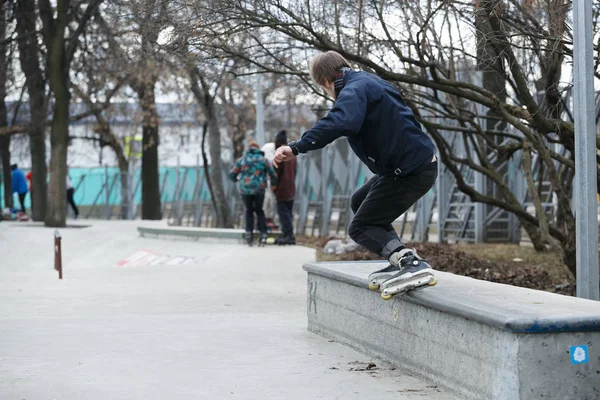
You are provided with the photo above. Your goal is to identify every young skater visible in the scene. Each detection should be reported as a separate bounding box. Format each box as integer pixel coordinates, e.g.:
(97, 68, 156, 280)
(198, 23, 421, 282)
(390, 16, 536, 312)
(273, 51, 438, 298)
(230, 141, 278, 246)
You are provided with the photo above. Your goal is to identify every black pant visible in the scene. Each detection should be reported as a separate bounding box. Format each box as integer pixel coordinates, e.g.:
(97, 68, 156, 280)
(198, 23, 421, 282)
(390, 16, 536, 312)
(67, 188, 79, 216)
(18, 192, 26, 213)
(348, 162, 437, 259)
(277, 200, 294, 237)
(242, 193, 266, 234)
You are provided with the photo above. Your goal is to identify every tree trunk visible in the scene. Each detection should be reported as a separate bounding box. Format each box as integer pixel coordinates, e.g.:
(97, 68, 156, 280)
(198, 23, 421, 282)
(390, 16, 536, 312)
(201, 122, 218, 224)
(0, 0, 11, 210)
(189, 68, 233, 228)
(119, 159, 130, 219)
(45, 70, 69, 227)
(16, 0, 48, 221)
(0, 136, 10, 209)
(39, 0, 102, 226)
(44, 26, 69, 227)
(208, 106, 233, 228)
(109, 132, 129, 220)
(137, 85, 162, 220)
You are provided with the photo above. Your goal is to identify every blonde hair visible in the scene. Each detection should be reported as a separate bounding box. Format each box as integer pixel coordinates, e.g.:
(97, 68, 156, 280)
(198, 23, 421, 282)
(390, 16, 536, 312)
(309, 51, 351, 86)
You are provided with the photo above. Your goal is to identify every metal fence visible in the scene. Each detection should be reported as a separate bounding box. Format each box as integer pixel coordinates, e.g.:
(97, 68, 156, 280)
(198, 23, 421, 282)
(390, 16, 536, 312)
(39, 140, 498, 242)
(3, 137, 598, 244)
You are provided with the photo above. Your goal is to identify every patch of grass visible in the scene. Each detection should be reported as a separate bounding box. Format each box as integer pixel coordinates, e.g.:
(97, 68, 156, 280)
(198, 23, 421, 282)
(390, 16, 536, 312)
(302, 236, 577, 295)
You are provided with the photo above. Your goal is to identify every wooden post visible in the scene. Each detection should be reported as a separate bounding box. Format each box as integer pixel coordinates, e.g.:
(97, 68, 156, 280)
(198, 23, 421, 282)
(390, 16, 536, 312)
(54, 229, 62, 279)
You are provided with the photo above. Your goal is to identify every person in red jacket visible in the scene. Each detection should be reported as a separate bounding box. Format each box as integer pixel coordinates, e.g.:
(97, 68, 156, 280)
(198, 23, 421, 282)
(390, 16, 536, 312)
(25, 171, 32, 191)
(272, 130, 297, 245)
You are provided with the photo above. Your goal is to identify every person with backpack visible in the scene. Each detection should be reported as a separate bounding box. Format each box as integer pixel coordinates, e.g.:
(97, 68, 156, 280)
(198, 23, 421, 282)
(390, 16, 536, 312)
(230, 141, 278, 246)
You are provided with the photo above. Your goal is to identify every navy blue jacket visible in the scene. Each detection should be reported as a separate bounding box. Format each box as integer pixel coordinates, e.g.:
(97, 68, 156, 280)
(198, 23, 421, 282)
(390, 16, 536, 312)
(294, 70, 435, 177)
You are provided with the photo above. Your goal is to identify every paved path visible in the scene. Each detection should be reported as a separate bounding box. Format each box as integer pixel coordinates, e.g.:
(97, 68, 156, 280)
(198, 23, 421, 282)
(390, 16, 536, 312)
(0, 220, 457, 400)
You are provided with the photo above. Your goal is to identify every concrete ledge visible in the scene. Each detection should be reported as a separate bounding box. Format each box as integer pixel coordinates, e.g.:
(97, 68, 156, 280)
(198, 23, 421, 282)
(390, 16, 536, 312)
(138, 226, 245, 242)
(304, 261, 600, 400)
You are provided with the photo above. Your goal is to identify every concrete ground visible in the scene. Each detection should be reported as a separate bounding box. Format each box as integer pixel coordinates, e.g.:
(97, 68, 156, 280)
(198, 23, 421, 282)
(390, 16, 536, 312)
(0, 220, 457, 400)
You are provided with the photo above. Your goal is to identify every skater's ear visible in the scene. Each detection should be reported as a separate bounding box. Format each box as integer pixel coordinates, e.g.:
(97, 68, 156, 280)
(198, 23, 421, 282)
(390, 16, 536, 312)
(309, 50, 350, 85)
(321, 80, 336, 99)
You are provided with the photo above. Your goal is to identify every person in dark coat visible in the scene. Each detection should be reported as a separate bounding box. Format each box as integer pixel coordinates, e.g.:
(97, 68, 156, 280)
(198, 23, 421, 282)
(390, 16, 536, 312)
(273, 51, 438, 296)
(272, 130, 297, 245)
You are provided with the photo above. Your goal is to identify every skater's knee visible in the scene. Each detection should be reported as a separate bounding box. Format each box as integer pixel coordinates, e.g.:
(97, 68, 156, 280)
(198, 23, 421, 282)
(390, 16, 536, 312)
(348, 219, 365, 242)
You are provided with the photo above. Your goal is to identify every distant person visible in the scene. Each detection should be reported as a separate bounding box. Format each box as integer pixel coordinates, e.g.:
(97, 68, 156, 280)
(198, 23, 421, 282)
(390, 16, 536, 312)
(272, 130, 297, 245)
(261, 139, 278, 228)
(66, 174, 79, 219)
(230, 141, 278, 246)
(25, 171, 32, 191)
(261, 141, 276, 161)
(11, 164, 28, 214)
(25, 170, 33, 210)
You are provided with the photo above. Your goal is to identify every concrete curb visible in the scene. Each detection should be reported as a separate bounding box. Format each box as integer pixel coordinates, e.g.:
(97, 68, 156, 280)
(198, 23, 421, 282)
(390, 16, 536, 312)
(138, 226, 246, 241)
(304, 261, 600, 400)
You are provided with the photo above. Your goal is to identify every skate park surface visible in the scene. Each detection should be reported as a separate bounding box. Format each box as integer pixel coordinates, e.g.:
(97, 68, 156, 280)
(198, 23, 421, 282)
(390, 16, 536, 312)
(0, 220, 457, 400)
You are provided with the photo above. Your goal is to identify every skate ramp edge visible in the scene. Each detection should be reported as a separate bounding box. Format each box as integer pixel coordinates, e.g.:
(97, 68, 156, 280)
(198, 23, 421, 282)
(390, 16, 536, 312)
(137, 226, 245, 242)
(137, 226, 283, 243)
(304, 261, 600, 400)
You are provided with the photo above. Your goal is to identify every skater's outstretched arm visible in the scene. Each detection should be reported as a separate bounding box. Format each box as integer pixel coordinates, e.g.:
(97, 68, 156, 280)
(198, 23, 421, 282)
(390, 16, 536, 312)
(273, 85, 367, 168)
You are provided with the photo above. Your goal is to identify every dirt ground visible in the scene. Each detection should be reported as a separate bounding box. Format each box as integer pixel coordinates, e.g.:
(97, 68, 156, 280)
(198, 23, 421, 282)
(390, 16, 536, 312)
(297, 236, 576, 296)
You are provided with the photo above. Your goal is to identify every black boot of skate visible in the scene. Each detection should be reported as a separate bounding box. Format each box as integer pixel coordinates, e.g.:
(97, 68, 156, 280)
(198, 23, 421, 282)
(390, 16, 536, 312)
(368, 263, 401, 291)
(274, 234, 284, 245)
(379, 248, 437, 300)
(245, 231, 254, 247)
(277, 233, 296, 246)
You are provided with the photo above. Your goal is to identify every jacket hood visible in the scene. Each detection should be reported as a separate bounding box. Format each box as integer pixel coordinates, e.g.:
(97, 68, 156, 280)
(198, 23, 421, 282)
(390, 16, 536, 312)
(247, 148, 265, 156)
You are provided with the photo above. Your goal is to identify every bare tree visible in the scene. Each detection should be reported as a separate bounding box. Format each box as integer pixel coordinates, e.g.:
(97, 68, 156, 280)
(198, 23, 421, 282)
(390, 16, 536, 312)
(38, 0, 103, 227)
(72, 82, 130, 218)
(0, 0, 11, 210)
(129, 3, 164, 220)
(70, 7, 134, 218)
(218, 76, 256, 160)
(165, 2, 236, 228)
(188, 63, 234, 228)
(205, 0, 599, 276)
(15, 0, 48, 220)
(99, 0, 171, 220)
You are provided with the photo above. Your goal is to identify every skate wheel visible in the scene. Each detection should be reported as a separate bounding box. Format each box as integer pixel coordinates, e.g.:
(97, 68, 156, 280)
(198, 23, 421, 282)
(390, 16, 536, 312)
(368, 282, 380, 291)
(381, 292, 393, 301)
(428, 277, 438, 286)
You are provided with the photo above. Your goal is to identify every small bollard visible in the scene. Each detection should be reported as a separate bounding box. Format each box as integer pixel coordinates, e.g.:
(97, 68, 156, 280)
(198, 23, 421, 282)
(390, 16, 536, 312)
(54, 230, 62, 279)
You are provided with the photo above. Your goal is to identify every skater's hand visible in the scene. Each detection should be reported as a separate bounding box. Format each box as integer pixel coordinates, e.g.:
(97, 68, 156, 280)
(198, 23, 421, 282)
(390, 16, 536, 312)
(271, 185, 277, 193)
(273, 146, 294, 168)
